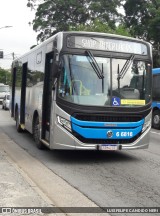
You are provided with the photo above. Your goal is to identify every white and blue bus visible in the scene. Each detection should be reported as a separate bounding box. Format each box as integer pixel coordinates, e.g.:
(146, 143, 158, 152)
(10, 31, 152, 150)
(152, 68, 160, 129)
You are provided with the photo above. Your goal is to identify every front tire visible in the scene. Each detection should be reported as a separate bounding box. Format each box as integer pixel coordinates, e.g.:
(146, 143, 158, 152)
(152, 110, 160, 129)
(33, 117, 44, 149)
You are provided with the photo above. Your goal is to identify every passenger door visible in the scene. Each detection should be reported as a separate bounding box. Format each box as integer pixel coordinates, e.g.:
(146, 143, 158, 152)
(42, 52, 54, 141)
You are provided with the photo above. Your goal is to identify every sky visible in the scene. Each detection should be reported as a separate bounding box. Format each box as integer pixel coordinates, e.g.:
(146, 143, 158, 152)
(0, 0, 38, 69)
(0, 0, 125, 70)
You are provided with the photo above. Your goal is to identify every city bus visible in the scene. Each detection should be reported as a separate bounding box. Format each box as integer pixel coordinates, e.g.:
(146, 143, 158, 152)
(152, 68, 160, 129)
(10, 31, 152, 150)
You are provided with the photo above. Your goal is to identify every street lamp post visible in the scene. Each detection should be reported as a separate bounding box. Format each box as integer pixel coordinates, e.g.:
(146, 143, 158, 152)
(0, 25, 13, 57)
(0, 26, 13, 30)
(0, 25, 13, 84)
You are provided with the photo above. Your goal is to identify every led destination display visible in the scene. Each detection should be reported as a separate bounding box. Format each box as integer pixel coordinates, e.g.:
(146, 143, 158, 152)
(67, 36, 147, 55)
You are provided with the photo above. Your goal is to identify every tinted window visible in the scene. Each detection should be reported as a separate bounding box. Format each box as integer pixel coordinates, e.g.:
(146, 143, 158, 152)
(153, 74, 160, 101)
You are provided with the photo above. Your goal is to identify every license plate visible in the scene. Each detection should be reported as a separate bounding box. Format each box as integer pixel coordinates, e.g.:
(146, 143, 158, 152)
(100, 144, 118, 151)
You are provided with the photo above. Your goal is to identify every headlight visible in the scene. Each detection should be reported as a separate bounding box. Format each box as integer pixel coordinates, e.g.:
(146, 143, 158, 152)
(142, 119, 151, 133)
(57, 116, 72, 132)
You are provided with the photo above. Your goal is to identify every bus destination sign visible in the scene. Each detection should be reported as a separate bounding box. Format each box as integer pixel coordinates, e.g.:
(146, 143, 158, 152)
(67, 36, 147, 55)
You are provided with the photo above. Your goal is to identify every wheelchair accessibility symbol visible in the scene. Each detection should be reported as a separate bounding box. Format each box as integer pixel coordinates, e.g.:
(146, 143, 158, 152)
(112, 97, 120, 106)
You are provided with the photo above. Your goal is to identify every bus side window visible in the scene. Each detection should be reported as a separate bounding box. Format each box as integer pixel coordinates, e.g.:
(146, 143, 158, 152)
(153, 74, 160, 101)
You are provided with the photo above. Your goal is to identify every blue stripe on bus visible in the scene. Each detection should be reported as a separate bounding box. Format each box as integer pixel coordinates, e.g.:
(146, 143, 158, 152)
(71, 116, 144, 128)
(152, 68, 160, 75)
(71, 117, 144, 139)
(72, 124, 142, 139)
(152, 101, 160, 109)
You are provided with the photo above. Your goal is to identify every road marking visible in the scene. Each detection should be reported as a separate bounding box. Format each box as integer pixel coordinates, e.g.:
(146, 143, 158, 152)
(150, 131, 160, 135)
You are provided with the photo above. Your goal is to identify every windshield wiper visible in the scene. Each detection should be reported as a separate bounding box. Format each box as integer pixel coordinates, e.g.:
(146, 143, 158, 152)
(85, 50, 104, 79)
(118, 54, 135, 80)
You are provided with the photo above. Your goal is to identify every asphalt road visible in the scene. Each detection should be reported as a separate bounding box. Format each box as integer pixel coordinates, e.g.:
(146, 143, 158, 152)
(0, 107, 160, 216)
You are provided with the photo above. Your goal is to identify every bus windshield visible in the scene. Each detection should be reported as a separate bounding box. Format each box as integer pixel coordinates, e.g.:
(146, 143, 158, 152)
(58, 54, 151, 107)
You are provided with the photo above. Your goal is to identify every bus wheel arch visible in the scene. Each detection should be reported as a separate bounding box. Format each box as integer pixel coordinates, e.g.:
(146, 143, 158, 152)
(32, 112, 44, 149)
(152, 109, 160, 129)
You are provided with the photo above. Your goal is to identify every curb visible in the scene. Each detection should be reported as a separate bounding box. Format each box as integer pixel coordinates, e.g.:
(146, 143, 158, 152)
(0, 132, 110, 216)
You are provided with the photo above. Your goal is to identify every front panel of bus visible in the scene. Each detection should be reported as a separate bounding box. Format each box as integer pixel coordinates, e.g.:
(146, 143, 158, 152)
(51, 32, 152, 150)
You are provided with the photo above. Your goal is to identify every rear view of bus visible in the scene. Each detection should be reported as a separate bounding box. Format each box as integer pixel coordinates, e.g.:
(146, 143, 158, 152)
(11, 32, 152, 150)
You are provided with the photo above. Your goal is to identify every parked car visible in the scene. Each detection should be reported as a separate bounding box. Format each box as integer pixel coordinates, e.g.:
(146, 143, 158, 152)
(0, 84, 10, 104)
(2, 94, 10, 110)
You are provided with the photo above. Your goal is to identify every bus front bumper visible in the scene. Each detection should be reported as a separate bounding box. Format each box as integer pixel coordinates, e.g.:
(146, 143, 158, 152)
(51, 122, 151, 150)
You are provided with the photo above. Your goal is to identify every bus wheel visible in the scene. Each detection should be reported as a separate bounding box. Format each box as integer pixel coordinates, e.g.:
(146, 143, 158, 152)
(152, 110, 160, 129)
(16, 110, 22, 132)
(33, 117, 44, 149)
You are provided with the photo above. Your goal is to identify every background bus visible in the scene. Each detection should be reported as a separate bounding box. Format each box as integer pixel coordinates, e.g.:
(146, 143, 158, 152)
(10, 31, 152, 151)
(152, 68, 160, 129)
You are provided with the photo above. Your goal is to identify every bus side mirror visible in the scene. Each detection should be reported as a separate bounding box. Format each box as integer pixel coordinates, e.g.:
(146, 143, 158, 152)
(52, 48, 62, 78)
(53, 61, 62, 78)
(53, 62, 58, 76)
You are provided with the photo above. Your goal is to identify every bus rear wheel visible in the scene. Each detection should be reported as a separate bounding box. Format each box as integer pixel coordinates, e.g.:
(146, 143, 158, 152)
(33, 117, 44, 149)
(152, 110, 160, 129)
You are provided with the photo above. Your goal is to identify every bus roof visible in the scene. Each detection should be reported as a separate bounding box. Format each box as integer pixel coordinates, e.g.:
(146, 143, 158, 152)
(152, 68, 160, 75)
(12, 31, 151, 63)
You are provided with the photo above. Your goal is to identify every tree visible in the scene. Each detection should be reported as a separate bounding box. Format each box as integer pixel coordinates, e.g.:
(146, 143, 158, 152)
(0, 68, 11, 85)
(27, 0, 122, 42)
(71, 19, 131, 37)
(123, 0, 160, 67)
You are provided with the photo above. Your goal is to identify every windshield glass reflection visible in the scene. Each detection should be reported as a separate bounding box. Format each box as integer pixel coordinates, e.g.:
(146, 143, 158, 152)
(58, 54, 151, 107)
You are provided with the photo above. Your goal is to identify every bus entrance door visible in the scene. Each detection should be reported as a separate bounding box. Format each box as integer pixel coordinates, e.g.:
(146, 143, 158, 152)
(42, 52, 54, 142)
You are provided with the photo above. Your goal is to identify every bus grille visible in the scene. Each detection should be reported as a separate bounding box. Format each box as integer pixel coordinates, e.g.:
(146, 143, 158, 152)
(73, 113, 142, 122)
(73, 132, 141, 145)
